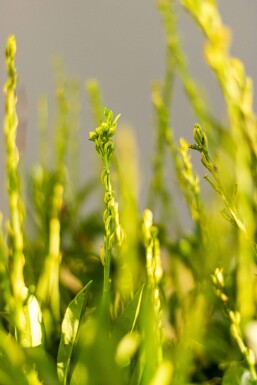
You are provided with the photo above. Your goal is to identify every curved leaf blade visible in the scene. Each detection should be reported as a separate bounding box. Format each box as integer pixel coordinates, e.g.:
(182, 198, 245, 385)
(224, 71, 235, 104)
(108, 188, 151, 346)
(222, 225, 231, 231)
(57, 280, 92, 385)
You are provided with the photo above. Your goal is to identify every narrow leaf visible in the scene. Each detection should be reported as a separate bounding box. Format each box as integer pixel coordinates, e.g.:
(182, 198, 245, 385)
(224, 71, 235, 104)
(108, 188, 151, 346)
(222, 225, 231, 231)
(57, 280, 92, 385)
(113, 285, 144, 340)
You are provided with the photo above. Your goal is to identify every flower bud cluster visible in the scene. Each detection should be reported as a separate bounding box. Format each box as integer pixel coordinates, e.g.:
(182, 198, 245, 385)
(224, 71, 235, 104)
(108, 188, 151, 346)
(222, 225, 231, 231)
(89, 108, 121, 161)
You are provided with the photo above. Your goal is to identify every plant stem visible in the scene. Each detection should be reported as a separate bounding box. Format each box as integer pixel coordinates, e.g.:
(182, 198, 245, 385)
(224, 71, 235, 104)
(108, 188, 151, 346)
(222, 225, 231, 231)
(4, 35, 27, 332)
(89, 108, 123, 307)
(103, 158, 112, 299)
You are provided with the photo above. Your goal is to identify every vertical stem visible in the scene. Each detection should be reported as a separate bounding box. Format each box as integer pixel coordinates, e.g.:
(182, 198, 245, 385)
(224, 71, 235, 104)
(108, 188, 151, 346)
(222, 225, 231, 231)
(89, 108, 122, 311)
(103, 158, 112, 301)
(36, 183, 63, 322)
(103, 247, 111, 297)
(4, 35, 27, 331)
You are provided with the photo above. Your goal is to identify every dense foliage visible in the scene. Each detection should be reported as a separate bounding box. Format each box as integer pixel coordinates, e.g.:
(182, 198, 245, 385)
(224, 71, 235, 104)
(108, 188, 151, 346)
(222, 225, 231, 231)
(1, 1, 257, 384)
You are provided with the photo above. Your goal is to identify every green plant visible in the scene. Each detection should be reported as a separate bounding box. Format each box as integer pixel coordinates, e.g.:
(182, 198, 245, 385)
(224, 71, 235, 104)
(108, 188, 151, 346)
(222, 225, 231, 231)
(1, 1, 257, 384)
(89, 108, 123, 309)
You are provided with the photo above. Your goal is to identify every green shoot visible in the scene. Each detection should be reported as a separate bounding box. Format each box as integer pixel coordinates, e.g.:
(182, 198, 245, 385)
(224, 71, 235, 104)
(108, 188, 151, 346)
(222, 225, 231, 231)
(89, 108, 124, 307)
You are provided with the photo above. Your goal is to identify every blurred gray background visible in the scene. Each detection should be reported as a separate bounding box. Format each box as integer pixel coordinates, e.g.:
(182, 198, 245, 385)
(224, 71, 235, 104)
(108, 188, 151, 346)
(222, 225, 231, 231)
(0, 1, 257, 221)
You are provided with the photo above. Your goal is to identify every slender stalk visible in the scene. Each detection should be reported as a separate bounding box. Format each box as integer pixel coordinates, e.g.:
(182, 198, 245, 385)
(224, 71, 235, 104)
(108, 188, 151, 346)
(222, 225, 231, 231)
(183, 0, 257, 323)
(142, 209, 163, 366)
(4, 35, 27, 331)
(103, 157, 113, 298)
(89, 108, 123, 306)
(36, 183, 63, 322)
(190, 123, 248, 234)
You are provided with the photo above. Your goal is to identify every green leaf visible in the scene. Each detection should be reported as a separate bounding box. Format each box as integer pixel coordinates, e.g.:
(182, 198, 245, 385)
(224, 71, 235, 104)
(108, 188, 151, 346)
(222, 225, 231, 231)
(57, 280, 92, 385)
(113, 113, 121, 125)
(113, 285, 144, 340)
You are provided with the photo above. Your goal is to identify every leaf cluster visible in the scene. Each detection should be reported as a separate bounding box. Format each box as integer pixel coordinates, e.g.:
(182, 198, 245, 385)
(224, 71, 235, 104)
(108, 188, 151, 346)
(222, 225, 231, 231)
(1, 2, 257, 385)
